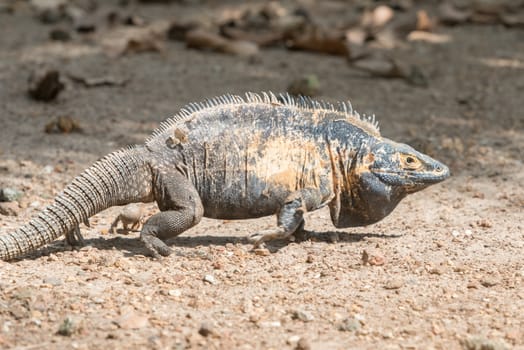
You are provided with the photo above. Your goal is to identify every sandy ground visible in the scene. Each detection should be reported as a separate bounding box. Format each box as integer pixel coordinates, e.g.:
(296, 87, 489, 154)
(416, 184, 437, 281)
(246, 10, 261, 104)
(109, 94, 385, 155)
(0, 1, 523, 349)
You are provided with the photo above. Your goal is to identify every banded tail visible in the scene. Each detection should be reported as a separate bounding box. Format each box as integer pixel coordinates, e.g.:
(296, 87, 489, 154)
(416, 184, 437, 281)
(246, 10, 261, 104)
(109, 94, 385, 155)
(0, 146, 152, 261)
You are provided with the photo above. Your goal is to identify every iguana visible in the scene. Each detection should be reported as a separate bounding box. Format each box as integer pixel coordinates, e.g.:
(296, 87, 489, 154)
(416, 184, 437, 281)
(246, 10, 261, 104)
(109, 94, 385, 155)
(0, 92, 450, 261)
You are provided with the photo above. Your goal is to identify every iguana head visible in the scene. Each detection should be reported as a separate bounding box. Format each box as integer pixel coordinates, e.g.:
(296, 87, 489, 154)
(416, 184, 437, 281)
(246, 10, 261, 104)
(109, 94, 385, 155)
(330, 138, 450, 228)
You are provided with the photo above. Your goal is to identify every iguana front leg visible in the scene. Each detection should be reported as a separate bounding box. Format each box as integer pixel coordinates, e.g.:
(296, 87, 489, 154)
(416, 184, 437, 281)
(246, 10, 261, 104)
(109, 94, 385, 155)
(140, 171, 203, 258)
(248, 188, 324, 248)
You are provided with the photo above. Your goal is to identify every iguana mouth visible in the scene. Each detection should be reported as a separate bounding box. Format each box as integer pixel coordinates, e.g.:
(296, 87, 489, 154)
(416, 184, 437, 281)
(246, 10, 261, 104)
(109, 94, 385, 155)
(370, 167, 450, 186)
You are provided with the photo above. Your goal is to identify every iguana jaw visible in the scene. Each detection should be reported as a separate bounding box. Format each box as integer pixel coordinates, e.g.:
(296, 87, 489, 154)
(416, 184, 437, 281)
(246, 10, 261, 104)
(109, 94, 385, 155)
(368, 140, 450, 190)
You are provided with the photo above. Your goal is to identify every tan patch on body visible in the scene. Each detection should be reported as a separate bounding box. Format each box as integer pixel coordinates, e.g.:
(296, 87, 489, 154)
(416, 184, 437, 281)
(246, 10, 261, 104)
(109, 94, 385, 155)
(247, 136, 325, 192)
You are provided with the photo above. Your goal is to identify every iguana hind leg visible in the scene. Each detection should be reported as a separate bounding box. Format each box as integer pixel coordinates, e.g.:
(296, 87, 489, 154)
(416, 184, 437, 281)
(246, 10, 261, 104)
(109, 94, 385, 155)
(249, 188, 323, 248)
(65, 218, 90, 246)
(140, 172, 203, 258)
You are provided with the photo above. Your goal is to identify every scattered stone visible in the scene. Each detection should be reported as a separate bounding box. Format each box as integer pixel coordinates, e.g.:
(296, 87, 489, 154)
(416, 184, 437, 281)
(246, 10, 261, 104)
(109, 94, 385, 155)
(292, 309, 314, 322)
(49, 28, 71, 41)
(361, 249, 385, 266)
(0, 188, 23, 202)
(75, 19, 96, 33)
(476, 219, 493, 228)
(305, 254, 314, 263)
(287, 74, 321, 97)
(28, 70, 65, 102)
(203, 274, 216, 284)
(57, 317, 75, 336)
(45, 116, 82, 134)
(43, 276, 63, 286)
(30, 0, 68, 24)
(384, 278, 404, 290)
(480, 276, 500, 287)
(253, 248, 271, 256)
(259, 320, 281, 328)
(462, 336, 509, 350)
(0, 202, 20, 216)
(165, 289, 180, 298)
(338, 317, 361, 332)
(295, 337, 311, 350)
(114, 311, 149, 330)
(198, 322, 215, 337)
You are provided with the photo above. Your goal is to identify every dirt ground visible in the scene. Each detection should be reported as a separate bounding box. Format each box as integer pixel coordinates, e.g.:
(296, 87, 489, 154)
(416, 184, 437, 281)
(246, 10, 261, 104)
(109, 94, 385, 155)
(0, 1, 523, 349)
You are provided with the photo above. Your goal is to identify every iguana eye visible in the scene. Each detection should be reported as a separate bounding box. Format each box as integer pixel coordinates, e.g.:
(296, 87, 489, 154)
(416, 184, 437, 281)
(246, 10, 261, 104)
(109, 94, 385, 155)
(400, 154, 421, 169)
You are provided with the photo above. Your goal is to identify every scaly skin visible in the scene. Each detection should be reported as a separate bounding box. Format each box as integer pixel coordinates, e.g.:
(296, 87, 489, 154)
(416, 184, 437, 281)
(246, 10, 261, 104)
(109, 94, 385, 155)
(0, 92, 450, 261)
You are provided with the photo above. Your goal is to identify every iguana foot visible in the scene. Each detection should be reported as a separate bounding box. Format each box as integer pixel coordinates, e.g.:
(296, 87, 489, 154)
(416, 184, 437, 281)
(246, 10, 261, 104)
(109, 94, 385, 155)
(65, 225, 85, 246)
(140, 231, 173, 258)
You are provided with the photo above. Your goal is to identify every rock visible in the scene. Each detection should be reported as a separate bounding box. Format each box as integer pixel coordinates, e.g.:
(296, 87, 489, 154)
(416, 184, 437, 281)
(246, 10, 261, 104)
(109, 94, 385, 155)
(253, 248, 271, 256)
(49, 28, 71, 41)
(295, 337, 311, 350)
(114, 311, 149, 330)
(462, 336, 509, 350)
(45, 116, 82, 134)
(480, 276, 500, 287)
(0, 202, 20, 216)
(28, 70, 65, 102)
(384, 278, 404, 290)
(338, 317, 361, 332)
(198, 322, 215, 337)
(57, 317, 75, 336)
(287, 75, 321, 97)
(43, 276, 63, 286)
(292, 309, 314, 322)
(203, 274, 216, 284)
(30, 0, 68, 24)
(0, 188, 23, 202)
(361, 249, 386, 266)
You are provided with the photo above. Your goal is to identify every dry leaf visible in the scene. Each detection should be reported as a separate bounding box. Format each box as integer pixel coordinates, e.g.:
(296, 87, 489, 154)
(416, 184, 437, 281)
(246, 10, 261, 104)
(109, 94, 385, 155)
(286, 26, 348, 56)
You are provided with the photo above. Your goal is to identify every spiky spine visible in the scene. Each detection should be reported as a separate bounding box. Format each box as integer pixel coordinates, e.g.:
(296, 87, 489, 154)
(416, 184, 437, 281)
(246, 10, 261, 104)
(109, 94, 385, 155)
(0, 147, 151, 260)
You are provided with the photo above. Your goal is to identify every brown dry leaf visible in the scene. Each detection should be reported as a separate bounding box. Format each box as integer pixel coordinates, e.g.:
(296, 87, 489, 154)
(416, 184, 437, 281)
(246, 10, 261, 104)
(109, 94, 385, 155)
(186, 29, 259, 57)
(220, 26, 283, 47)
(100, 20, 170, 57)
(286, 26, 348, 56)
(416, 10, 435, 31)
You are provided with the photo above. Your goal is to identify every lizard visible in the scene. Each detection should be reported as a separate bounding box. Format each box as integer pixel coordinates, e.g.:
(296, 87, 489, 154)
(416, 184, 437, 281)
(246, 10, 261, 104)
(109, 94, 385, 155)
(109, 203, 145, 235)
(0, 92, 450, 261)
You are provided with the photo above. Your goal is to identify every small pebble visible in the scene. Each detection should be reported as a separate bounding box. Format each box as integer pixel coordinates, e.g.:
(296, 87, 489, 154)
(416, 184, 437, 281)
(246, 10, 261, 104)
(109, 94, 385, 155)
(203, 274, 216, 284)
(338, 317, 361, 332)
(384, 278, 404, 290)
(198, 322, 214, 337)
(292, 309, 315, 322)
(57, 317, 75, 336)
(0, 188, 23, 202)
(0, 202, 20, 216)
(253, 248, 270, 256)
(295, 337, 311, 350)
